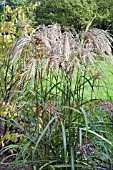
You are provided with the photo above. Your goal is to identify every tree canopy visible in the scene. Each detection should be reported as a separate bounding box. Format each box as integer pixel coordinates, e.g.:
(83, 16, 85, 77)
(1, 0, 113, 32)
(35, 0, 113, 32)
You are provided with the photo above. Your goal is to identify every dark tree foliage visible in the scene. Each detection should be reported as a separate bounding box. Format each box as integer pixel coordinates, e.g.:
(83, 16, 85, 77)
(35, 0, 97, 32)
(35, 0, 113, 33)
(94, 0, 113, 32)
(1, 0, 113, 32)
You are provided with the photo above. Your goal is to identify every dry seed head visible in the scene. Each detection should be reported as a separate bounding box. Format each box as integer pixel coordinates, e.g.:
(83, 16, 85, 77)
(8, 24, 113, 76)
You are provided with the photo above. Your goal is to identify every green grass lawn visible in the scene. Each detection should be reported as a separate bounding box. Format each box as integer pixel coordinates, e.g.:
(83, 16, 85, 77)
(83, 61, 113, 102)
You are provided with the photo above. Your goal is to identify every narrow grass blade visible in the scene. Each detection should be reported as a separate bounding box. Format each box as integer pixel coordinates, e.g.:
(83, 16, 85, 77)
(0, 144, 20, 155)
(46, 82, 61, 96)
(49, 165, 56, 170)
(53, 163, 90, 168)
(70, 146, 75, 170)
(81, 127, 112, 145)
(61, 121, 67, 164)
(33, 116, 58, 156)
(0, 154, 17, 164)
(80, 107, 88, 136)
(61, 106, 81, 114)
(10, 119, 24, 131)
(39, 160, 57, 170)
(88, 129, 112, 145)
(79, 129, 82, 149)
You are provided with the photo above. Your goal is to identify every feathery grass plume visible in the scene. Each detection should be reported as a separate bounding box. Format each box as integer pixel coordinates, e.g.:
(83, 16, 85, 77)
(8, 24, 113, 76)
(80, 28, 113, 62)
(8, 33, 32, 62)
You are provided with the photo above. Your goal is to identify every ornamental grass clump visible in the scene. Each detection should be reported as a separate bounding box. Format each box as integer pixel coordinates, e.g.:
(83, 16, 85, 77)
(1, 24, 113, 169)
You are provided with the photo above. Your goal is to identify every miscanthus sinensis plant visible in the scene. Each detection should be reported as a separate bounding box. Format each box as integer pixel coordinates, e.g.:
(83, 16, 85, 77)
(1, 24, 113, 170)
